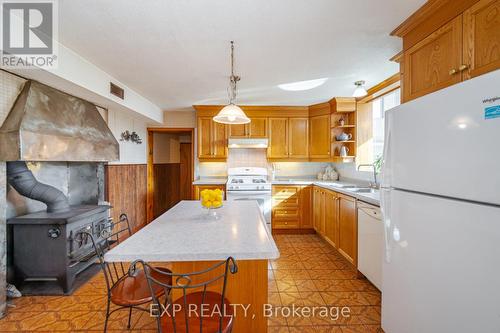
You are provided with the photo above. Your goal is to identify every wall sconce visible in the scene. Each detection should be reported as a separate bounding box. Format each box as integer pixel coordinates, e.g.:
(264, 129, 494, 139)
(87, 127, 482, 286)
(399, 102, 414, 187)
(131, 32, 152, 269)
(120, 130, 142, 144)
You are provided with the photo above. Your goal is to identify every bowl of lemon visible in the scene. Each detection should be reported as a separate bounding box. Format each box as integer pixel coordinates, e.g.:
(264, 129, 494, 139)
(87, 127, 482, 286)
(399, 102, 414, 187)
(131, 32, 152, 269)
(200, 189, 224, 219)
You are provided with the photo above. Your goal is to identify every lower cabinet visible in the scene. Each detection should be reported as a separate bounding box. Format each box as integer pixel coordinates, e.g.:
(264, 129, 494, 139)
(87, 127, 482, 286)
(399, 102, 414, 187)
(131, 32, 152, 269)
(272, 185, 313, 231)
(337, 194, 357, 265)
(193, 185, 226, 200)
(312, 186, 358, 265)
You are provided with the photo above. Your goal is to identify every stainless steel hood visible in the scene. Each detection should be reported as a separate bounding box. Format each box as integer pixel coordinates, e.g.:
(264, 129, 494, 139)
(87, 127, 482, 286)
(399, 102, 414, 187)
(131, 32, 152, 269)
(228, 138, 268, 149)
(0, 80, 119, 162)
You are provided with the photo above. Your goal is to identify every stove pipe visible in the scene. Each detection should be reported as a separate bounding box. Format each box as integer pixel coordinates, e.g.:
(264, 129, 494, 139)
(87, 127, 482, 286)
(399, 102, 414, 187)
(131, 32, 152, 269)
(6, 161, 70, 212)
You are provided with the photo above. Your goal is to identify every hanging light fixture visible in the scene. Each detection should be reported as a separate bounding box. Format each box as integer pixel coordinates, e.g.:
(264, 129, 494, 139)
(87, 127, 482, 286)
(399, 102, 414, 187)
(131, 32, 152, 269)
(213, 41, 251, 125)
(352, 80, 368, 98)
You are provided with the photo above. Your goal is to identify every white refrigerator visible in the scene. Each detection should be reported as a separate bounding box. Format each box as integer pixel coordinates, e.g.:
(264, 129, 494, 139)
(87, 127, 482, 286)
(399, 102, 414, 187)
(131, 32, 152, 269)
(381, 70, 500, 333)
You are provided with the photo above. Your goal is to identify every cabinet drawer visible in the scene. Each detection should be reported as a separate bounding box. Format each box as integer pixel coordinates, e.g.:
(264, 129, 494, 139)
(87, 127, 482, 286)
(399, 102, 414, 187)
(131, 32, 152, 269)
(273, 196, 299, 207)
(272, 208, 300, 220)
(273, 220, 300, 228)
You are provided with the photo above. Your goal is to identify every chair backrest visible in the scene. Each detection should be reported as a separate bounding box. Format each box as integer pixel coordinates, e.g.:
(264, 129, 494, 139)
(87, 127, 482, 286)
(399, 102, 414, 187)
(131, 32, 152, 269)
(74, 213, 132, 293)
(133, 257, 238, 333)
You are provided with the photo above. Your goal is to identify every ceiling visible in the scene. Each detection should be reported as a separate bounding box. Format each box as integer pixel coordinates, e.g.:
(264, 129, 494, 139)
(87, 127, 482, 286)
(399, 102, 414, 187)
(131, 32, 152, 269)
(59, 0, 425, 111)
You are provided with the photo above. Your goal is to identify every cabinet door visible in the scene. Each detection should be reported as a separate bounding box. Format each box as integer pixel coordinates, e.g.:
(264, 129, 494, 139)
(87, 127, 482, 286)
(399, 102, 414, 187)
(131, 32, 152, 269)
(197, 117, 213, 158)
(338, 194, 357, 265)
(229, 124, 247, 138)
(403, 16, 463, 102)
(268, 118, 289, 159)
(249, 118, 267, 138)
(300, 186, 313, 229)
(289, 118, 309, 159)
(212, 122, 227, 158)
(313, 187, 321, 231)
(309, 115, 330, 159)
(324, 191, 338, 247)
(463, 0, 500, 79)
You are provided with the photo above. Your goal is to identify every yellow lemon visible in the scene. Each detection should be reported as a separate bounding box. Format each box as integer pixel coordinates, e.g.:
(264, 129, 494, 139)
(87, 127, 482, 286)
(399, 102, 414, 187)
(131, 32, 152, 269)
(213, 200, 221, 208)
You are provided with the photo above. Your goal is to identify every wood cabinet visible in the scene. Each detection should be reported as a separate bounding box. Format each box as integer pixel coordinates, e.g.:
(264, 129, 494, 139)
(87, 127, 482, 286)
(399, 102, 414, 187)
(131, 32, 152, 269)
(463, 0, 500, 79)
(272, 185, 300, 229)
(193, 185, 226, 200)
(338, 194, 357, 265)
(197, 117, 227, 160)
(403, 16, 463, 101)
(229, 117, 268, 138)
(309, 115, 330, 159)
(268, 118, 309, 160)
(299, 186, 313, 229)
(394, 0, 500, 102)
(324, 190, 339, 248)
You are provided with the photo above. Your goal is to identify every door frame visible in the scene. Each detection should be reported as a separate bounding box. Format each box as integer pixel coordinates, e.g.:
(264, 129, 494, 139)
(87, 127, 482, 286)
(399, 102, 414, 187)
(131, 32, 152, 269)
(146, 127, 195, 223)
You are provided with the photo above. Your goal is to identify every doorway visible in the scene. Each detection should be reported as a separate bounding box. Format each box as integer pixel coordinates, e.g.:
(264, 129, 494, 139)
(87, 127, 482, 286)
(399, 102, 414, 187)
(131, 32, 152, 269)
(147, 128, 194, 222)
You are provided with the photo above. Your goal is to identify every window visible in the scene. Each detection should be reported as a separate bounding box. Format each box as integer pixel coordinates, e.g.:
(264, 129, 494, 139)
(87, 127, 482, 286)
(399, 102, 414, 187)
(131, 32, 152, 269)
(371, 89, 400, 161)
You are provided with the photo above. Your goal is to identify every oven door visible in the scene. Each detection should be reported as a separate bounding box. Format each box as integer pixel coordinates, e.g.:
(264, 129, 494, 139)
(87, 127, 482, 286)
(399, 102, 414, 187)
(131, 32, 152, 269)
(226, 190, 272, 227)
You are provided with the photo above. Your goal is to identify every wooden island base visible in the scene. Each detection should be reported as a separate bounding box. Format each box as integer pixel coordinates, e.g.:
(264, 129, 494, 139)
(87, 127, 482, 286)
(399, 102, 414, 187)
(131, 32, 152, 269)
(171, 259, 269, 333)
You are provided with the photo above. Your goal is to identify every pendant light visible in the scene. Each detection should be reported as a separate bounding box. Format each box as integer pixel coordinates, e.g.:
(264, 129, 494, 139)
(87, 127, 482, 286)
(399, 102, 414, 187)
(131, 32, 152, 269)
(213, 41, 250, 125)
(352, 80, 368, 98)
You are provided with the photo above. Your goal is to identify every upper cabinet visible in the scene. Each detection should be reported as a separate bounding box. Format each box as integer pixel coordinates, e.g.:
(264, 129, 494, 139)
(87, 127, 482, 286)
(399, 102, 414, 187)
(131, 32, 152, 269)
(309, 115, 330, 159)
(403, 16, 463, 101)
(463, 0, 500, 79)
(393, 0, 500, 102)
(197, 116, 227, 161)
(229, 117, 268, 138)
(268, 117, 309, 160)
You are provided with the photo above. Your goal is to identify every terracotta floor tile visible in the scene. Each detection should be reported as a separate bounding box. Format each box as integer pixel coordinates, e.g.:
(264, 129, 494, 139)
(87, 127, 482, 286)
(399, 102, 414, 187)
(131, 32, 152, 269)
(1, 233, 381, 332)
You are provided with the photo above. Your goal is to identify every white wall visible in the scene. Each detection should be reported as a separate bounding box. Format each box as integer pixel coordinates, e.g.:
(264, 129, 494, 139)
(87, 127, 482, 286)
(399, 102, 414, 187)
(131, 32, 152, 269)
(163, 111, 196, 128)
(153, 133, 180, 164)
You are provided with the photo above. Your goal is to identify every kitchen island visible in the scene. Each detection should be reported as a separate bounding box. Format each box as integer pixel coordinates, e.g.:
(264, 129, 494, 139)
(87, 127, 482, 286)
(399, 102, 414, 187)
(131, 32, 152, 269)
(105, 200, 279, 333)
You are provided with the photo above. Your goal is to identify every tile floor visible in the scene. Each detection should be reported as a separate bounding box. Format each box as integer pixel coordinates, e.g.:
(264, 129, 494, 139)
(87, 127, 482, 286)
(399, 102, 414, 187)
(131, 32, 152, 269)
(0, 233, 383, 332)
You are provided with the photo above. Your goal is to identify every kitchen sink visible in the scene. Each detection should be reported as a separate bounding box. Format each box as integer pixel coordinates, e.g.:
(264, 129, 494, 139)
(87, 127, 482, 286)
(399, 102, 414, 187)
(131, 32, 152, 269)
(350, 188, 378, 193)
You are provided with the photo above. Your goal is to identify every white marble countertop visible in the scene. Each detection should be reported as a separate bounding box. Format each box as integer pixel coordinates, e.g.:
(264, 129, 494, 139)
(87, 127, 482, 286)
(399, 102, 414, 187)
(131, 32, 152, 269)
(104, 201, 280, 262)
(272, 179, 380, 206)
(192, 178, 227, 185)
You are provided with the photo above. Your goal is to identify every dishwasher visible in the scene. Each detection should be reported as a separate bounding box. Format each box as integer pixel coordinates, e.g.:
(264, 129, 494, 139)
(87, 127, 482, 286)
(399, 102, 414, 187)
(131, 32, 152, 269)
(357, 201, 383, 290)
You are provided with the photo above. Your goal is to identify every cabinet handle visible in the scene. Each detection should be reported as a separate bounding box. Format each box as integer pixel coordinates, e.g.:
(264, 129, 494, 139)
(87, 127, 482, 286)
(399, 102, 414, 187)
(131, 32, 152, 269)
(459, 64, 469, 72)
(449, 68, 458, 75)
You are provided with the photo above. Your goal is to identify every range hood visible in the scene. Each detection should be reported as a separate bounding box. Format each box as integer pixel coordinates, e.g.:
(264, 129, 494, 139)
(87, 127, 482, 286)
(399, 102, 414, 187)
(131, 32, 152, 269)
(228, 138, 268, 149)
(0, 80, 119, 162)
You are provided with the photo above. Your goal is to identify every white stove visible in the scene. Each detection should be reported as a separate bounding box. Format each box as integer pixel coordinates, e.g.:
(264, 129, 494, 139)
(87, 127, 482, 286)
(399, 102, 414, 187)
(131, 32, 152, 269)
(226, 167, 272, 229)
(226, 167, 271, 192)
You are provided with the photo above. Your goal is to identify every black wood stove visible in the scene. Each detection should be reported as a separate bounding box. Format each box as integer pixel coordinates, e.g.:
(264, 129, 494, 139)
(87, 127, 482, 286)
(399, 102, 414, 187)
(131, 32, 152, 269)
(7, 205, 111, 294)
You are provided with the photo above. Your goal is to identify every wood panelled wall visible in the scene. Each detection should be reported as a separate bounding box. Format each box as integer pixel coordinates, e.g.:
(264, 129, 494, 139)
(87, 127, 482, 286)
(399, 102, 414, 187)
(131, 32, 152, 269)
(105, 164, 147, 233)
(153, 163, 181, 218)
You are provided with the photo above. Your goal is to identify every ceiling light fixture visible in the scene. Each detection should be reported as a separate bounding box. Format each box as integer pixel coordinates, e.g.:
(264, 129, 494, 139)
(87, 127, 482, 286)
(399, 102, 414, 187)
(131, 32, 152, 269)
(213, 41, 250, 125)
(352, 80, 368, 98)
(278, 78, 328, 91)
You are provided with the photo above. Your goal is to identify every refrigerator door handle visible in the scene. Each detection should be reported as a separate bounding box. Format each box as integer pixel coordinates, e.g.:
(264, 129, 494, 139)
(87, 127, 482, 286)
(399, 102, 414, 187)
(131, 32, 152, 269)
(380, 187, 393, 263)
(380, 110, 394, 263)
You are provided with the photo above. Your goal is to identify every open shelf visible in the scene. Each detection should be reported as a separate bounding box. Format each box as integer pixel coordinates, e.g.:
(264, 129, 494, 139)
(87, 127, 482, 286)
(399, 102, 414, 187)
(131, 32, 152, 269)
(333, 125, 356, 128)
(333, 140, 355, 143)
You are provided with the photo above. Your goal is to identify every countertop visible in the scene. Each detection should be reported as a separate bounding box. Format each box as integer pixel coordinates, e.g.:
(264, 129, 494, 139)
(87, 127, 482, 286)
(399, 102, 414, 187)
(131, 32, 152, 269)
(272, 179, 380, 206)
(192, 178, 227, 185)
(104, 201, 280, 262)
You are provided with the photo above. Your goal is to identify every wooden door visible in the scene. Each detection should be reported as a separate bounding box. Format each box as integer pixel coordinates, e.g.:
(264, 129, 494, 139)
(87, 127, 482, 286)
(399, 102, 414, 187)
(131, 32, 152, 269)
(463, 0, 500, 79)
(268, 118, 289, 159)
(309, 115, 330, 159)
(229, 123, 247, 138)
(249, 118, 267, 138)
(403, 16, 463, 102)
(324, 190, 338, 247)
(288, 118, 309, 159)
(299, 186, 313, 229)
(319, 189, 326, 236)
(197, 117, 213, 158)
(212, 122, 227, 158)
(338, 194, 357, 265)
(179, 143, 193, 200)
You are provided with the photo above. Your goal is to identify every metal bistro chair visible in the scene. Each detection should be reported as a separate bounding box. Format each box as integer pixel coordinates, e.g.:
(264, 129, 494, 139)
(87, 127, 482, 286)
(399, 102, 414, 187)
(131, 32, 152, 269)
(75, 213, 172, 332)
(132, 257, 238, 333)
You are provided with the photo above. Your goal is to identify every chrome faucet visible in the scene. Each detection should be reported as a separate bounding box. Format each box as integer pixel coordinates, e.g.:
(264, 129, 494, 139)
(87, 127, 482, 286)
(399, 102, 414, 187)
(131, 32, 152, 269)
(357, 164, 378, 188)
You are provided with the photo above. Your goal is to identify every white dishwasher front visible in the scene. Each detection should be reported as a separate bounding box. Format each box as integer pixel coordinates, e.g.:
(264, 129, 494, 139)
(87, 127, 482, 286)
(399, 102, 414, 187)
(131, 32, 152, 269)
(357, 202, 383, 290)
